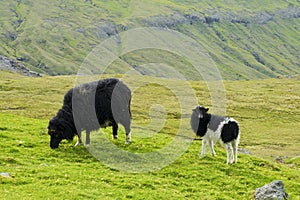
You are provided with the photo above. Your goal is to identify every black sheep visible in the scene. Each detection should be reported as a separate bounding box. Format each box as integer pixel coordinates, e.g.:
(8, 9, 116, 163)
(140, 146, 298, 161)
(48, 78, 131, 149)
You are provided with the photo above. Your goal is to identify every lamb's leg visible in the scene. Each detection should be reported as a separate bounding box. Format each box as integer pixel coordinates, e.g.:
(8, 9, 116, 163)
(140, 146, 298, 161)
(209, 140, 216, 156)
(225, 143, 233, 164)
(75, 132, 82, 146)
(201, 139, 207, 157)
(85, 130, 90, 146)
(112, 123, 118, 139)
(232, 140, 238, 163)
(124, 124, 131, 145)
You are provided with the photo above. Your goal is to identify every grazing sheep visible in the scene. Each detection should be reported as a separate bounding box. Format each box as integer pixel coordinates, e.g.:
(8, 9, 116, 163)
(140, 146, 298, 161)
(190, 106, 240, 164)
(48, 78, 131, 149)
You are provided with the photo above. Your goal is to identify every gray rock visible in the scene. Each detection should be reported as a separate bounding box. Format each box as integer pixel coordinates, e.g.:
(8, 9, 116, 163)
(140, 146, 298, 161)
(0, 172, 11, 178)
(143, 13, 187, 28)
(238, 148, 251, 155)
(255, 180, 289, 200)
(0, 55, 41, 77)
(93, 21, 118, 39)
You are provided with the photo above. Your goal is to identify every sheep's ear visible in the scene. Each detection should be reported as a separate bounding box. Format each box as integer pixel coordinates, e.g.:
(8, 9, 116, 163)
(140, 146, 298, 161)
(205, 108, 209, 112)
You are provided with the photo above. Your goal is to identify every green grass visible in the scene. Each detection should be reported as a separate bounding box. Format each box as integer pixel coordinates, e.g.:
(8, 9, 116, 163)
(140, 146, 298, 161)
(0, 70, 300, 199)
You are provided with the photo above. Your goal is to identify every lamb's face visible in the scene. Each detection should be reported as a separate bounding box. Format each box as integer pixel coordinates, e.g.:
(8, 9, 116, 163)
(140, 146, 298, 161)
(193, 106, 209, 119)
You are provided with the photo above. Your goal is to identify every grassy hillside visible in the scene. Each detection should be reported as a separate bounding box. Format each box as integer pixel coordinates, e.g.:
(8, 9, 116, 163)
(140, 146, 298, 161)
(0, 0, 299, 79)
(0, 71, 299, 199)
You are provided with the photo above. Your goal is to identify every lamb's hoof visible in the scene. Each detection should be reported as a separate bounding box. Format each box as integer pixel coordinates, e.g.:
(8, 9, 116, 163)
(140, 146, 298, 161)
(75, 142, 81, 146)
(200, 154, 206, 159)
(125, 140, 130, 145)
(113, 135, 118, 139)
(84, 143, 90, 147)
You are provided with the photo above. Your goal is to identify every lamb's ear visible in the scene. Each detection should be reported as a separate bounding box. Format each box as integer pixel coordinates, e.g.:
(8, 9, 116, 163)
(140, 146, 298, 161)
(205, 108, 209, 112)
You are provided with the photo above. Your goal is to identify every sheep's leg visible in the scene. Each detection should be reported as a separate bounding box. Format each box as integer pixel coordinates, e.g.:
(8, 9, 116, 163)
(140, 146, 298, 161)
(112, 123, 118, 139)
(85, 130, 90, 146)
(232, 140, 238, 163)
(209, 140, 216, 156)
(120, 118, 131, 144)
(75, 132, 82, 146)
(225, 143, 233, 164)
(201, 139, 207, 157)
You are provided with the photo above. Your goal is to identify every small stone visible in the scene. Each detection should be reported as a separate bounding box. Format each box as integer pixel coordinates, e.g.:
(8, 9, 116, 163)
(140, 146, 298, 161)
(39, 163, 48, 167)
(0, 172, 11, 178)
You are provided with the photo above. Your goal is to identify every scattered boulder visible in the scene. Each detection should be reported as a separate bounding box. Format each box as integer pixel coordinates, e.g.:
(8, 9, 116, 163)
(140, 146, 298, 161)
(204, 15, 220, 24)
(255, 180, 289, 200)
(93, 21, 118, 39)
(274, 156, 288, 164)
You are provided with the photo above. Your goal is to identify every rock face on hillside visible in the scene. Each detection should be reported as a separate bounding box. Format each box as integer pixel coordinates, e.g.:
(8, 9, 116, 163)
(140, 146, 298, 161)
(254, 180, 289, 200)
(0, 55, 40, 77)
(142, 6, 300, 28)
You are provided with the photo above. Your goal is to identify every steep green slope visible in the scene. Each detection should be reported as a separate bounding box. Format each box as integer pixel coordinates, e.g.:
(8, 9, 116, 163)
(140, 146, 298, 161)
(0, 0, 299, 79)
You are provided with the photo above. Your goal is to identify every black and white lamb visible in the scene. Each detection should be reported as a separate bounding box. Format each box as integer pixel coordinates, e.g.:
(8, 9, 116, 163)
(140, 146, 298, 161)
(190, 106, 240, 164)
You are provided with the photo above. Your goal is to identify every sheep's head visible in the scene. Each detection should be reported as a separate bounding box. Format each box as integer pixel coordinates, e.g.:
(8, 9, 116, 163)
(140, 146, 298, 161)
(48, 117, 74, 149)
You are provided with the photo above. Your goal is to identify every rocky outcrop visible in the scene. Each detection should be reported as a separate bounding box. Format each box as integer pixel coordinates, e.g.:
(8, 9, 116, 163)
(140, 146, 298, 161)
(140, 6, 300, 29)
(142, 12, 187, 28)
(0, 55, 41, 77)
(255, 180, 289, 200)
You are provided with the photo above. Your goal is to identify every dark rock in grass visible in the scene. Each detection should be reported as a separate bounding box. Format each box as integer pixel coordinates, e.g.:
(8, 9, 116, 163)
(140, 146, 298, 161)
(255, 180, 289, 200)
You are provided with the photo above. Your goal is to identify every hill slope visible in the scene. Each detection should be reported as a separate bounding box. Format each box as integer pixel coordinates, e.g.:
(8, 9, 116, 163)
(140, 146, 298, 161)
(0, 0, 300, 79)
